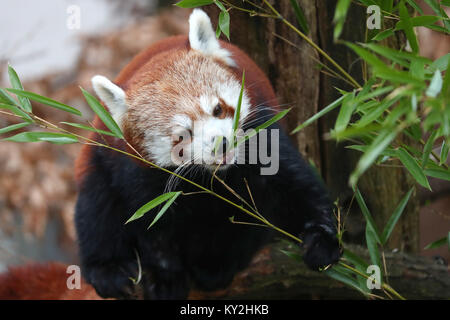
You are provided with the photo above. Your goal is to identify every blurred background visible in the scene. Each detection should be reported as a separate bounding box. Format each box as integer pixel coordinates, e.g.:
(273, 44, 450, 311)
(0, 0, 448, 273)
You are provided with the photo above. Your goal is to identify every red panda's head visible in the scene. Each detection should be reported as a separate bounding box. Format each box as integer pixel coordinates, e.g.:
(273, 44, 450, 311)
(91, 9, 251, 170)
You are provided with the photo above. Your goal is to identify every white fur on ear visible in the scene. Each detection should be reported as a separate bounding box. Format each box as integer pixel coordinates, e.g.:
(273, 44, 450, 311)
(188, 9, 235, 66)
(91, 75, 127, 127)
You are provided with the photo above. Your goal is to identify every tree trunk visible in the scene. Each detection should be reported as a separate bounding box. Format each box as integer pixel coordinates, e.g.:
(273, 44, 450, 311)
(191, 241, 450, 300)
(204, 0, 420, 252)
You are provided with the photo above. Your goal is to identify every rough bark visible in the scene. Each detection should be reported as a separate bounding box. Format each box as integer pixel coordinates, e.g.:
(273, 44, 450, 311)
(193, 242, 450, 300)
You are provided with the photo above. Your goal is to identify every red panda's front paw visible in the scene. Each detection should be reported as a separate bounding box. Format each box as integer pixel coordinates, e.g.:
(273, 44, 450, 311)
(302, 225, 341, 271)
(86, 262, 140, 299)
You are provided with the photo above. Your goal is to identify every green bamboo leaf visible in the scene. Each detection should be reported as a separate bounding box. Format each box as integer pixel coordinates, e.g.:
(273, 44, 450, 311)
(232, 72, 245, 134)
(421, 131, 438, 168)
(81, 87, 124, 139)
(347, 43, 386, 70)
(60, 122, 117, 137)
(0, 88, 19, 106)
(381, 187, 414, 244)
(0, 103, 33, 122)
(355, 97, 399, 128)
(7, 89, 82, 116)
(362, 43, 431, 67)
(429, 53, 450, 72)
(214, 0, 226, 11)
(440, 139, 449, 165)
(218, 10, 230, 40)
(396, 148, 431, 189)
(292, 95, 345, 133)
(148, 191, 181, 229)
(236, 108, 291, 147)
(399, 1, 419, 53)
(8, 65, 32, 112)
(372, 28, 395, 41)
(333, 0, 352, 40)
(126, 192, 179, 224)
(175, 0, 214, 8)
(280, 249, 303, 263)
(406, 0, 424, 14)
(424, 0, 450, 32)
(3, 132, 78, 144)
(342, 249, 370, 292)
(355, 188, 381, 244)
(0, 122, 29, 134)
(349, 127, 399, 186)
(425, 70, 443, 98)
(380, 0, 394, 12)
(290, 0, 309, 34)
(395, 15, 440, 30)
(334, 92, 356, 133)
(325, 267, 368, 296)
(424, 234, 448, 250)
(424, 168, 450, 181)
(365, 225, 382, 276)
(346, 144, 397, 158)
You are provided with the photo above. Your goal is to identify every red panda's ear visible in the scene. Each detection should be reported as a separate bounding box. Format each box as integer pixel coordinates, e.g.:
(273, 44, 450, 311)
(91, 75, 127, 128)
(188, 9, 235, 67)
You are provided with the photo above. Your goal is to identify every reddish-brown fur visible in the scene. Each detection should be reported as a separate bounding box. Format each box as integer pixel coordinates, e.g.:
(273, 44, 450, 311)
(74, 35, 277, 185)
(0, 263, 101, 300)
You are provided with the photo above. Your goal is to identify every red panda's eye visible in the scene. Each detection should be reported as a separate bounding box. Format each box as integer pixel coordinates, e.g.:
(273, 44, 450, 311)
(213, 104, 222, 117)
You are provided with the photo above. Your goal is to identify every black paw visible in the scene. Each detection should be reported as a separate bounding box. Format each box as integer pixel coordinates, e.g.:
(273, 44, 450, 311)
(302, 225, 341, 271)
(85, 262, 141, 299)
(142, 270, 189, 300)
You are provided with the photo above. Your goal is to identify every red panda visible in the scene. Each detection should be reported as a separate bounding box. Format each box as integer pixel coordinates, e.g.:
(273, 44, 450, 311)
(3, 9, 340, 300)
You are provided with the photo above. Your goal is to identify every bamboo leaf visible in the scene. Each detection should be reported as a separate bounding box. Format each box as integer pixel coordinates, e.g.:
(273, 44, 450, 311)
(126, 192, 180, 224)
(3, 131, 78, 144)
(0, 103, 33, 122)
(292, 95, 345, 133)
(8, 65, 32, 112)
(280, 249, 303, 263)
(333, 0, 352, 40)
(365, 225, 382, 276)
(425, 70, 443, 98)
(218, 10, 230, 40)
(381, 187, 414, 244)
(421, 131, 437, 168)
(372, 29, 394, 41)
(406, 0, 424, 14)
(232, 71, 245, 134)
(0, 88, 19, 106)
(81, 87, 124, 139)
(175, 0, 214, 8)
(60, 122, 117, 137)
(148, 191, 182, 229)
(396, 148, 431, 189)
(0, 122, 29, 134)
(334, 92, 356, 133)
(325, 267, 368, 297)
(355, 188, 381, 244)
(424, 234, 449, 250)
(424, 168, 450, 181)
(236, 108, 291, 147)
(7, 89, 82, 116)
(399, 1, 419, 53)
(349, 127, 399, 186)
(439, 139, 449, 165)
(290, 0, 309, 34)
